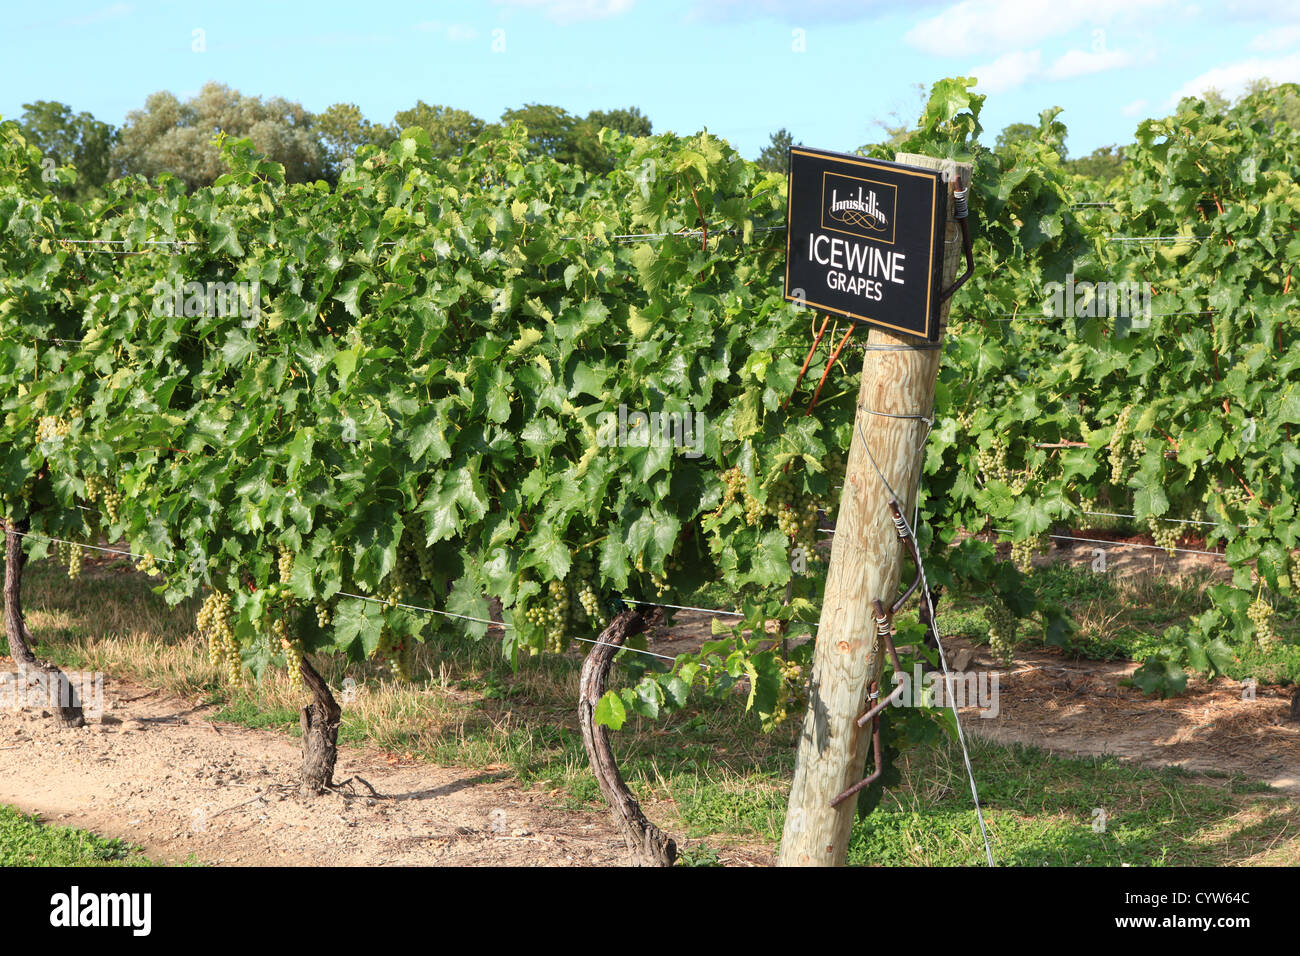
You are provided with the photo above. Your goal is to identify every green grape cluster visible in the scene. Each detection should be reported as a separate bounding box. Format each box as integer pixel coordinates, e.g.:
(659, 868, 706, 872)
(1108, 405, 1134, 484)
(1078, 496, 1097, 519)
(719, 466, 746, 508)
(769, 659, 808, 728)
(986, 597, 1018, 667)
(84, 475, 122, 524)
(1010, 536, 1040, 573)
(524, 579, 571, 653)
(770, 472, 820, 552)
(975, 434, 1010, 484)
(271, 617, 306, 693)
(379, 560, 414, 608)
(135, 551, 162, 578)
(717, 466, 766, 526)
(572, 554, 608, 630)
(315, 600, 334, 628)
(197, 591, 241, 686)
(1146, 515, 1180, 557)
(277, 546, 294, 584)
(410, 531, 435, 581)
(57, 539, 84, 580)
(1190, 506, 1207, 526)
(1248, 597, 1276, 645)
(576, 581, 606, 630)
(380, 536, 431, 608)
(373, 626, 411, 680)
(1214, 486, 1249, 522)
(34, 414, 71, 444)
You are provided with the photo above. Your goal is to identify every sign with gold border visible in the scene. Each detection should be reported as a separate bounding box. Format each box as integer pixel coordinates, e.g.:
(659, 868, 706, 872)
(784, 146, 947, 340)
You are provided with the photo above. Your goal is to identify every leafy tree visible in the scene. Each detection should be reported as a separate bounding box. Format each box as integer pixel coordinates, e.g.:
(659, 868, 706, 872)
(1064, 145, 1125, 182)
(500, 103, 582, 164)
(585, 107, 651, 138)
(390, 102, 485, 160)
(995, 122, 1037, 153)
(997, 119, 1067, 161)
(16, 101, 116, 201)
(316, 102, 396, 181)
(756, 128, 796, 173)
(114, 82, 325, 189)
(573, 107, 653, 172)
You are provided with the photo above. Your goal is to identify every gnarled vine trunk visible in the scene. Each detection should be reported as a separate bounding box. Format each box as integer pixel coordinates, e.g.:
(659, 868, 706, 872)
(4, 518, 85, 728)
(578, 606, 676, 867)
(298, 655, 341, 796)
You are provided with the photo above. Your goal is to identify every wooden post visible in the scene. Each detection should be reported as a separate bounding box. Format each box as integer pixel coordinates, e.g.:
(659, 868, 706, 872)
(778, 152, 971, 867)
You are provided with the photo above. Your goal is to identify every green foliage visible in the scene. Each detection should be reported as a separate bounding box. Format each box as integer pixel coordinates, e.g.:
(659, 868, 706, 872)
(316, 102, 398, 181)
(15, 100, 116, 202)
(756, 128, 796, 173)
(391, 101, 484, 161)
(1064, 144, 1125, 183)
(4, 74, 1297, 753)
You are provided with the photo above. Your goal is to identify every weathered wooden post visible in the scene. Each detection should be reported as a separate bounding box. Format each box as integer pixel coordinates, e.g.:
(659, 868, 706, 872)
(778, 150, 972, 866)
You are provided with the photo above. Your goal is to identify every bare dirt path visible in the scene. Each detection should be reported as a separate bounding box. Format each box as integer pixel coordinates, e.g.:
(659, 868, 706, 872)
(0, 667, 663, 866)
(944, 636, 1300, 795)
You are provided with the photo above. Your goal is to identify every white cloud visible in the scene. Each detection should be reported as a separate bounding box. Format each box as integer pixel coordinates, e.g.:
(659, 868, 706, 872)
(1250, 24, 1300, 52)
(1121, 98, 1149, 116)
(1166, 52, 1300, 105)
(491, 0, 634, 23)
(907, 0, 1171, 57)
(971, 49, 1042, 93)
(972, 46, 1133, 93)
(1045, 48, 1134, 79)
(415, 21, 479, 41)
(688, 0, 943, 22)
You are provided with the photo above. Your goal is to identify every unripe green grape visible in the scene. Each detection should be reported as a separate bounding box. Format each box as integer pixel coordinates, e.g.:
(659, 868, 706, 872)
(1108, 405, 1133, 484)
(1010, 537, 1039, 574)
(986, 597, 1018, 667)
(65, 541, 83, 580)
(277, 547, 295, 584)
(1146, 515, 1179, 557)
(1247, 597, 1276, 646)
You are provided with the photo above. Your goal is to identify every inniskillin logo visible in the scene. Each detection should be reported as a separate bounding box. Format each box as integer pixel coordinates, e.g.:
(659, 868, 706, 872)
(828, 185, 888, 233)
(49, 886, 151, 937)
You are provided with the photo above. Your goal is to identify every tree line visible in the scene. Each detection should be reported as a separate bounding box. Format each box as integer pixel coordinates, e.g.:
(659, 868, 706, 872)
(15, 77, 1298, 202)
(11, 83, 654, 199)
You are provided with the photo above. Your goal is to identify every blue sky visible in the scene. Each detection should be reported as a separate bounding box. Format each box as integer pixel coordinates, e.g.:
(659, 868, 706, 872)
(3, 0, 1300, 160)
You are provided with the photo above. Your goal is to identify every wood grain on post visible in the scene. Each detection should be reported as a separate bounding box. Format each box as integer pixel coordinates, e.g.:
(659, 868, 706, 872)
(778, 152, 972, 867)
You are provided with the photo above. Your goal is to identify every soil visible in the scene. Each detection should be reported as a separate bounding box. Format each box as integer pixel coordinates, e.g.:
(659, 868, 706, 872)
(0, 668, 768, 867)
(944, 637, 1300, 795)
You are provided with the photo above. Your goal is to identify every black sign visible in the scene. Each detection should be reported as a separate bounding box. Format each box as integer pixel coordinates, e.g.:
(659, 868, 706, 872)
(784, 147, 947, 340)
